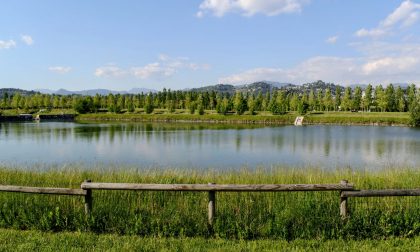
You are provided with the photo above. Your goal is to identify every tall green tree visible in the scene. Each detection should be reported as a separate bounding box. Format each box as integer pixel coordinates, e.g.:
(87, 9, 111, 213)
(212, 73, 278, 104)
(385, 84, 396, 112)
(247, 94, 256, 115)
(144, 93, 154, 114)
(323, 88, 334, 111)
(409, 94, 420, 126)
(255, 91, 263, 111)
(395, 86, 406, 112)
(375, 85, 386, 112)
(341, 87, 352, 111)
(308, 89, 316, 111)
(11, 93, 22, 110)
(196, 94, 205, 115)
(335, 86, 342, 111)
(233, 92, 247, 115)
(289, 93, 299, 111)
(407, 84, 417, 109)
(362, 84, 373, 112)
(353, 86, 362, 111)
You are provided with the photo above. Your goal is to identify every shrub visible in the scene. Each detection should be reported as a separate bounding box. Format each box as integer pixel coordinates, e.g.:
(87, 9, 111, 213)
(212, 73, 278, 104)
(409, 97, 420, 126)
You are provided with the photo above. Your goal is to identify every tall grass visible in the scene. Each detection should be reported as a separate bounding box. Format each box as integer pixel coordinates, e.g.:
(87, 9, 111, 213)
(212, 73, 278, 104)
(76, 111, 411, 126)
(305, 112, 410, 126)
(0, 165, 420, 239)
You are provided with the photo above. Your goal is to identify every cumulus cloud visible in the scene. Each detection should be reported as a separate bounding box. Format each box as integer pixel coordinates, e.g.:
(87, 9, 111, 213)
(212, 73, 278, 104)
(197, 0, 309, 17)
(131, 63, 176, 79)
(95, 55, 209, 80)
(325, 35, 338, 44)
(21, 35, 34, 45)
(219, 42, 420, 85)
(355, 0, 420, 38)
(48, 66, 72, 74)
(0, 40, 16, 49)
(94, 65, 126, 78)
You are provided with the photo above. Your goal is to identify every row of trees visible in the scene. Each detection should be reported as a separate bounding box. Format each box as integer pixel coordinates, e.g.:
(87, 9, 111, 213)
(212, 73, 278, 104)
(1, 84, 419, 116)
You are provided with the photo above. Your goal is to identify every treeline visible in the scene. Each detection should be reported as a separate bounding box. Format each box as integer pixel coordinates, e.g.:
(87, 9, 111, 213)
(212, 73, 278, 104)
(0, 84, 419, 115)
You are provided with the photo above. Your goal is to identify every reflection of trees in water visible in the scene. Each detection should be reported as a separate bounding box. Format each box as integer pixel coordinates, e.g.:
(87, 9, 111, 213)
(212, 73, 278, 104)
(2, 123, 420, 168)
(375, 140, 386, 157)
(74, 125, 101, 143)
(271, 135, 284, 151)
(235, 132, 241, 152)
(323, 126, 331, 156)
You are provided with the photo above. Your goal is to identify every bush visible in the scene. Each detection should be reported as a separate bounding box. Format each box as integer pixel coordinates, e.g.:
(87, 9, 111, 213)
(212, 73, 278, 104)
(297, 101, 309, 115)
(73, 99, 92, 114)
(197, 105, 205, 115)
(409, 97, 420, 126)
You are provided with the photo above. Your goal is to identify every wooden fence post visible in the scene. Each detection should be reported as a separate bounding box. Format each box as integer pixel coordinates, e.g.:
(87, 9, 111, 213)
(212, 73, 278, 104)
(208, 183, 216, 231)
(84, 179, 93, 217)
(340, 180, 349, 219)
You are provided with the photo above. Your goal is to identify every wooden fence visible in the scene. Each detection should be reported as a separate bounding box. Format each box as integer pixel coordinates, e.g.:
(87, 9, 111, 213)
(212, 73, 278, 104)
(1, 179, 420, 227)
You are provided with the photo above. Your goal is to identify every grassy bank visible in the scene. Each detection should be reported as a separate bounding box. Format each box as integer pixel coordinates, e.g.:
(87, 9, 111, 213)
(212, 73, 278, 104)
(76, 112, 296, 124)
(304, 112, 410, 126)
(1, 228, 420, 251)
(1, 108, 411, 126)
(76, 111, 411, 126)
(1, 166, 420, 240)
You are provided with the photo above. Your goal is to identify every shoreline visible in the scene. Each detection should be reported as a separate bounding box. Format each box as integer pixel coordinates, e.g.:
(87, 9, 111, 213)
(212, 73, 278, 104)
(76, 112, 411, 127)
(0, 112, 412, 127)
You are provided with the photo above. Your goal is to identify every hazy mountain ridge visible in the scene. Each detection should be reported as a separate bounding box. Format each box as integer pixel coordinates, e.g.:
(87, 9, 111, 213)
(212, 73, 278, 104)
(0, 88, 39, 98)
(34, 88, 157, 96)
(1, 81, 412, 98)
(189, 80, 342, 95)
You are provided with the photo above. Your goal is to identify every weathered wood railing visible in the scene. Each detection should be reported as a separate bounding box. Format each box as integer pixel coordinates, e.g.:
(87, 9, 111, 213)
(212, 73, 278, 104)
(80, 180, 355, 227)
(0, 185, 86, 196)
(2, 180, 420, 226)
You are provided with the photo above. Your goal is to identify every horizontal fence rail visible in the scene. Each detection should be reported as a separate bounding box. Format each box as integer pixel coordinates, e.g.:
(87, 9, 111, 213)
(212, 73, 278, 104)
(342, 189, 420, 197)
(2, 179, 420, 229)
(0, 185, 86, 196)
(80, 182, 355, 192)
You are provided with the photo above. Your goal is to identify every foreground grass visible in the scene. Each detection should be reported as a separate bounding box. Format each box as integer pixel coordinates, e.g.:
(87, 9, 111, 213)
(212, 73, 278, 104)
(1, 166, 420, 240)
(1, 229, 420, 251)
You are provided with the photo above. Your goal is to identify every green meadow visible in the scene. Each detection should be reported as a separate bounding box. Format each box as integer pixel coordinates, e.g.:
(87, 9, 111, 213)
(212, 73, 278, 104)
(1, 166, 420, 240)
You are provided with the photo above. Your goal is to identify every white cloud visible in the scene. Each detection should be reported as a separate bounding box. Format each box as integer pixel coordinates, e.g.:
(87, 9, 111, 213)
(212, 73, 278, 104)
(49, 66, 72, 74)
(355, 28, 388, 38)
(325, 35, 338, 44)
(21, 35, 34, 46)
(95, 55, 209, 80)
(197, 0, 309, 17)
(0, 40, 16, 49)
(355, 0, 420, 38)
(131, 63, 176, 79)
(94, 65, 126, 78)
(219, 42, 420, 85)
(362, 56, 419, 75)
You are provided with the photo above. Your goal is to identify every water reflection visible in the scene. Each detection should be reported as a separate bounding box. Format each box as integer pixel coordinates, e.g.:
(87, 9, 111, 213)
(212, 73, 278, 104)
(0, 122, 419, 169)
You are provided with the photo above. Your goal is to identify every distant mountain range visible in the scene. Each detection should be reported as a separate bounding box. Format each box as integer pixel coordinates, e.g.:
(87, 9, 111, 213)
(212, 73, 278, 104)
(188, 81, 293, 94)
(34, 88, 157, 96)
(188, 81, 412, 95)
(0, 81, 413, 98)
(188, 80, 340, 95)
(0, 88, 39, 98)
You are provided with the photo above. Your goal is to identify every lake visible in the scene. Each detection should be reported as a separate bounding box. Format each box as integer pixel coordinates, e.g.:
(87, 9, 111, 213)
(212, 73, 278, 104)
(0, 122, 419, 169)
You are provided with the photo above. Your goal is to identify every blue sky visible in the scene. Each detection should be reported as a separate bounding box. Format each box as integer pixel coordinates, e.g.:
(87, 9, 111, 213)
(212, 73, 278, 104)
(1, 0, 420, 91)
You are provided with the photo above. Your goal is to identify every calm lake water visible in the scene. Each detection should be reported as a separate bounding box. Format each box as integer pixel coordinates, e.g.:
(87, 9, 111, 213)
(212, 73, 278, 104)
(0, 122, 419, 169)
